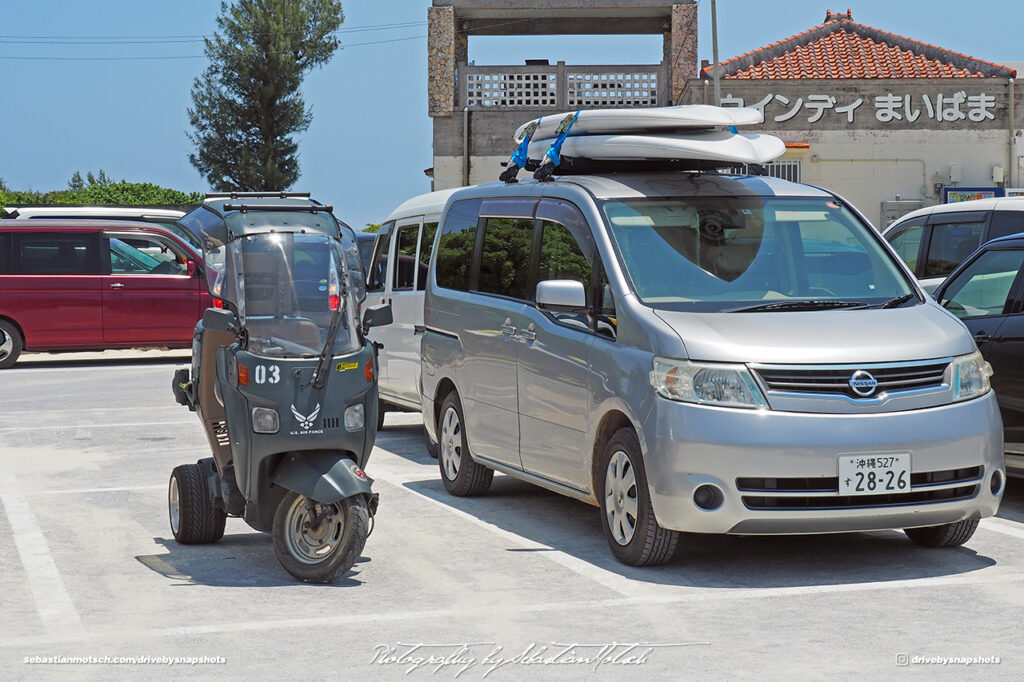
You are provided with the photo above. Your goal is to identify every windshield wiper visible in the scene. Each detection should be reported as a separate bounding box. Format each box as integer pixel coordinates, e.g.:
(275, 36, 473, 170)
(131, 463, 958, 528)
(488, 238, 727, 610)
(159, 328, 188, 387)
(724, 300, 870, 313)
(875, 293, 918, 309)
(311, 288, 348, 390)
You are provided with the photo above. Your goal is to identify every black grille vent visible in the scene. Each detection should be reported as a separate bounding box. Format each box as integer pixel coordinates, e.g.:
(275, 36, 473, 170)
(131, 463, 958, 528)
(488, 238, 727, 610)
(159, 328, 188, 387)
(742, 485, 979, 511)
(212, 420, 230, 448)
(323, 417, 340, 429)
(753, 361, 948, 398)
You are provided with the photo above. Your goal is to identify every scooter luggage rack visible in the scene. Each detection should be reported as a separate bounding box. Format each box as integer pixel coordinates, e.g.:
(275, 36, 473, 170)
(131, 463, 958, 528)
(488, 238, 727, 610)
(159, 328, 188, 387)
(205, 191, 313, 200)
(222, 203, 334, 214)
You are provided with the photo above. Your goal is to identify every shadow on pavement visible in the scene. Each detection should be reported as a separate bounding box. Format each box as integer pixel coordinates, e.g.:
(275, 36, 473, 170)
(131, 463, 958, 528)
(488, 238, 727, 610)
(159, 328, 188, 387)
(16, 356, 189, 370)
(403, 475, 997, 590)
(375, 422, 433, 464)
(135, 536, 368, 588)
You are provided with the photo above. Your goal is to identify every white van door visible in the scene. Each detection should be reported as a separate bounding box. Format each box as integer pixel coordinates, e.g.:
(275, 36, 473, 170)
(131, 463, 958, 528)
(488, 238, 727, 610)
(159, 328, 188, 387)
(387, 217, 427, 407)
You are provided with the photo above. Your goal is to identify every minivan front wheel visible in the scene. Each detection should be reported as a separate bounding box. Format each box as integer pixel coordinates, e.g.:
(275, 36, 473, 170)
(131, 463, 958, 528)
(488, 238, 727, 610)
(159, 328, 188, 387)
(0, 320, 23, 369)
(599, 428, 678, 566)
(438, 392, 493, 496)
(904, 518, 979, 548)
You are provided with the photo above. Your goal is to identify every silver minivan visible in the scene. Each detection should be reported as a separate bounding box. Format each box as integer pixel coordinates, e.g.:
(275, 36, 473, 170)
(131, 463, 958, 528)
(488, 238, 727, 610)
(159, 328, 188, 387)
(421, 172, 1005, 566)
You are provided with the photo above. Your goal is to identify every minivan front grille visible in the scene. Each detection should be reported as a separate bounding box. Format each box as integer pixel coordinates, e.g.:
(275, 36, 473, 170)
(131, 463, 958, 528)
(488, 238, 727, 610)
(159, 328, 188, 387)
(742, 485, 979, 511)
(737, 466, 984, 511)
(752, 360, 949, 399)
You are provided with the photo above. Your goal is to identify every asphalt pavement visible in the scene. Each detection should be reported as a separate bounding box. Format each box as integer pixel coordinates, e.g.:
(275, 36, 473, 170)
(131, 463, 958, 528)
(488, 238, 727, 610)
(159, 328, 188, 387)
(1, 351, 1023, 679)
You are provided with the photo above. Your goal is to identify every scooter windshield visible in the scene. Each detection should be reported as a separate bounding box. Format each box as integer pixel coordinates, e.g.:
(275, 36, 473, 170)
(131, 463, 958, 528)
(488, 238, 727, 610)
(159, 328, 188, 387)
(221, 232, 359, 358)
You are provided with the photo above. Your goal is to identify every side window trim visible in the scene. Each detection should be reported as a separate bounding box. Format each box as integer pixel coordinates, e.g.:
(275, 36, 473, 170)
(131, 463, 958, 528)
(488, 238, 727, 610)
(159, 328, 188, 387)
(391, 219, 422, 292)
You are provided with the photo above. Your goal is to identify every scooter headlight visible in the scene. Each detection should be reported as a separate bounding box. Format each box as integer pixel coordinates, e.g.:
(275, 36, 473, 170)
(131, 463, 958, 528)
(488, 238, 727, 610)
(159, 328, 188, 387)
(344, 404, 365, 431)
(650, 357, 769, 409)
(252, 407, 280, 434)
(951, 351, 993, 402)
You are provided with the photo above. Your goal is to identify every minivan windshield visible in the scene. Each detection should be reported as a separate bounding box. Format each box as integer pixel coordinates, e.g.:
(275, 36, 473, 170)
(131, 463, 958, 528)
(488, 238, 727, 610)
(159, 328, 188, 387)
(602, 196, 914, 312)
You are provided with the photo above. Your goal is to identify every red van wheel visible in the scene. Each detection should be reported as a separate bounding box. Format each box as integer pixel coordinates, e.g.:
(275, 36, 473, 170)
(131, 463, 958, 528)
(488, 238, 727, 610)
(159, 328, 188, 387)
(0, 320, 23, 369)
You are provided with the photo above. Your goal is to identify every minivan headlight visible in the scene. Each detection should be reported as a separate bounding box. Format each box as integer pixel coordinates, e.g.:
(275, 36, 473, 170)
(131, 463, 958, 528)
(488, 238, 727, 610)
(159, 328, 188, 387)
(951, 351, 992, 402)
(650, 358, 769, 409)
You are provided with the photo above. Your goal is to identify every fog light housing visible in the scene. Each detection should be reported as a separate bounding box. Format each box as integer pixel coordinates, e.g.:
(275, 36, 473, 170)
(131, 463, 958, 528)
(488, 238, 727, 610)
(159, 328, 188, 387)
(693, 484, 724, 510)
(991, 470, 1004, 496)
(344, 403, 365, 431)
(252, 407, 279, 434)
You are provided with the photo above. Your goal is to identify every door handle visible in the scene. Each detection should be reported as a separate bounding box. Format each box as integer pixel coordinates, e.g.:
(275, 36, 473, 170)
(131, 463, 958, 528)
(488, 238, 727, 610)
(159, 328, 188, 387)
(518, 329, 536, 342)
(109, 282, 125, 289)
(974, 330, 991, 343)
(500, 324, 517, 337)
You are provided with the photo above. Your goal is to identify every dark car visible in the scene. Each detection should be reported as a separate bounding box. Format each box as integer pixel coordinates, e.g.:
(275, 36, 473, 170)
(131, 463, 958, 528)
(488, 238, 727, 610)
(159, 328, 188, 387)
(934, 232, 1024, 476)
(0, 219, 210, 368)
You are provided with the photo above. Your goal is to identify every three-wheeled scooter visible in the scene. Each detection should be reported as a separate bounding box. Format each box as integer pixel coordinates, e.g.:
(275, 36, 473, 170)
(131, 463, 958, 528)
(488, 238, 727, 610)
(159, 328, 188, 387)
(169, 192, 392, 582)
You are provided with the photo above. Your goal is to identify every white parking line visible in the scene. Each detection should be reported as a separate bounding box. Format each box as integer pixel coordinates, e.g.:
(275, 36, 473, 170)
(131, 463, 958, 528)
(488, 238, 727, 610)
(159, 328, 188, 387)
(36, 484, 166, 496)
(0, 420, 193, 434)
(4, 570, 1024, 648)
(981, 517, 1024, 541)
(0, 473, 83, 636)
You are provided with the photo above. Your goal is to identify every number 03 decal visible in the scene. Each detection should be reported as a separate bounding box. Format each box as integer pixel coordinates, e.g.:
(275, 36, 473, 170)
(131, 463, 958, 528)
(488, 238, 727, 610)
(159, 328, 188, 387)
(254, 365, 280, 384)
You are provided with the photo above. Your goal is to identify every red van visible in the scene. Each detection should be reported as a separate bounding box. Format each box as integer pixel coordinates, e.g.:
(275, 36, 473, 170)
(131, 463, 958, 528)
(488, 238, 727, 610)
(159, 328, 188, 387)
(0, 219, 210, 368)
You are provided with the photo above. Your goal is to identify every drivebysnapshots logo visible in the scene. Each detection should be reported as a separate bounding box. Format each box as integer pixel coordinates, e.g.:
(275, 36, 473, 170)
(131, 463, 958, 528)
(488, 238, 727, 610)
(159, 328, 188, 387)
(896, 653, 1001, 667)
(289, 403, 324, 435)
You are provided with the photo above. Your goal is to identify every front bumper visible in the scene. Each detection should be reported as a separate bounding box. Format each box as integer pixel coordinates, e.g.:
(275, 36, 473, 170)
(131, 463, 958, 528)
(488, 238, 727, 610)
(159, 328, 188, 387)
(641, 391, 1005, 534)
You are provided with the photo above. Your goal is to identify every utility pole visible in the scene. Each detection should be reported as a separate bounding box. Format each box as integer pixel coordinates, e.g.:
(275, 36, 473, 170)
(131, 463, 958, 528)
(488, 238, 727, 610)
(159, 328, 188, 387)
(711, 0, 721, 106)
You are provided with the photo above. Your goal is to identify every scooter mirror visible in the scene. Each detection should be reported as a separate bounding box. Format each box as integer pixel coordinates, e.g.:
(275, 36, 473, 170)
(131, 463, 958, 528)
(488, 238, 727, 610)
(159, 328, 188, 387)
(361, 303, 393, 334)
(203, 307, 238, 334)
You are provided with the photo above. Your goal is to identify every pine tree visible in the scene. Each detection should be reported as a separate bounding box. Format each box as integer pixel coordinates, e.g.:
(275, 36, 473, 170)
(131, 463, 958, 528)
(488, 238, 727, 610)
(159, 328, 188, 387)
(187, 0, 344, 191)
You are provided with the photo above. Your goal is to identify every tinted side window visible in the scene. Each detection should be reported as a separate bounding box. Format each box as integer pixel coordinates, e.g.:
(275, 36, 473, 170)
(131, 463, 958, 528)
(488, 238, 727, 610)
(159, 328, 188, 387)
(393, 224, 419, 291)
(478, 217, 534, 300)
(939, 249, 1024, 319)
(989, 210, 1024, 241)
(435, 199, 481, 292)
(14, 233, 100, 275)
(417, 222, 437, 291)
(537, 220, 593, 300)
(924, 220, 986, 278)
(366, 221, 393, 292)
(886, 222, 924, 273)
(0, 234, 9, 274)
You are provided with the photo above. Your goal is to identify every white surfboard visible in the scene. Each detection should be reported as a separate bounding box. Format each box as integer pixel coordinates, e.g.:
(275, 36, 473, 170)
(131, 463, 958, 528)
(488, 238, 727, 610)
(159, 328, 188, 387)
(527, 130, 785, 165)
(513, 105, 764, 144)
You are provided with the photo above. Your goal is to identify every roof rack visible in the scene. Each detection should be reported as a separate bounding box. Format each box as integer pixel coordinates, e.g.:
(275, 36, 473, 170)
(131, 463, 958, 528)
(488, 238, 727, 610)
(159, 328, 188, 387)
(526, 157, 762, 175)
(222, 203, 333, 214)
(205, 191, 313, 200)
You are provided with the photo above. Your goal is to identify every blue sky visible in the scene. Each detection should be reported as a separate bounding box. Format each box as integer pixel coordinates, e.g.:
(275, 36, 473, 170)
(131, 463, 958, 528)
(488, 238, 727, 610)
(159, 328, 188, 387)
(1, 1, 1021, 231)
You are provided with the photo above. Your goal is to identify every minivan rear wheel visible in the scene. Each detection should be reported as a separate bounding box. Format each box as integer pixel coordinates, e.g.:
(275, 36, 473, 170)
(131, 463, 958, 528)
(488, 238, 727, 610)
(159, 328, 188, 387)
(904, 518, 979, 548)
(438, 392, 493, 496)
(599, 428, 678, 566)
(0, 320, 23, 369)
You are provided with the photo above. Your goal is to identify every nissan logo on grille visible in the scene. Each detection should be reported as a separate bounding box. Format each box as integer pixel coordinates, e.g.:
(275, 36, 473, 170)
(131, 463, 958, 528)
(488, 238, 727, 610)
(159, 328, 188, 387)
(849, 370, 878, 397)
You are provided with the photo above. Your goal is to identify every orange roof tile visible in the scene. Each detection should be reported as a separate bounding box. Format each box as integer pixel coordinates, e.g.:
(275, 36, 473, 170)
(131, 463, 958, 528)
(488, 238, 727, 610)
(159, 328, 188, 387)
(702, 10, 1016, 80)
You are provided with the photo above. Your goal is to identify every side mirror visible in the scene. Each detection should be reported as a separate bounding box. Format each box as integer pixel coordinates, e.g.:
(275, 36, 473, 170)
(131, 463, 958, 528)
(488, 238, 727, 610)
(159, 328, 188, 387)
(203, 307, 238, 333)
(186, 259, 197, 277)
(362, 303, 393, 334)
(536, 279, 586, 311)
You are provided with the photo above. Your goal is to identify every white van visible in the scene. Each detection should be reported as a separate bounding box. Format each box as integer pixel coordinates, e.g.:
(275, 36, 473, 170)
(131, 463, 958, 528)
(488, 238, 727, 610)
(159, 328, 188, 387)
(366, 188, 460, 433)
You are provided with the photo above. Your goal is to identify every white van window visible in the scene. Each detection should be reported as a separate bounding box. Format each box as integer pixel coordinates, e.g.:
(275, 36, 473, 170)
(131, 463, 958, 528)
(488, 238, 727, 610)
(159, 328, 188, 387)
(393, 225, 418, 291)
(923, 220, 985, 279)
(990, 210, 1024, 241)
(366, 221, 393, 292)
(602, 197, 912, 312)
(416, 223, 437, 291)
(887, 221, 924, 273)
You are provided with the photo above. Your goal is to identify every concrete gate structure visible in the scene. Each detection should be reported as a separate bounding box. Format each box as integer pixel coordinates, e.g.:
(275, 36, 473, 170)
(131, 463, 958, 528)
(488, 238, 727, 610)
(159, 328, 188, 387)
(427, 1, 698, 189)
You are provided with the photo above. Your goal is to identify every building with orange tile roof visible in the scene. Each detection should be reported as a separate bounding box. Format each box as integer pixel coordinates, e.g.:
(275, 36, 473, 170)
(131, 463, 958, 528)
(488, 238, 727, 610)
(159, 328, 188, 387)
(682, 9, 1021, 227)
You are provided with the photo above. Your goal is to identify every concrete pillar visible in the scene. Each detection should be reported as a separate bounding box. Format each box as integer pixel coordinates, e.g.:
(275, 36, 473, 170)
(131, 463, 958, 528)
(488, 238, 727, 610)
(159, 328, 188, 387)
(667, 3, 698, 104)
(428, 6, 456, 117)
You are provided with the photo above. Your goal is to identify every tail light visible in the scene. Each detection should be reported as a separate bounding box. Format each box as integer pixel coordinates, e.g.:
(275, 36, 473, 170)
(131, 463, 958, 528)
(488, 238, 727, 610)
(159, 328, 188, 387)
(238, 364, 250, 386)
(213, 298, 224, 309)
(365, 360, 374, 382)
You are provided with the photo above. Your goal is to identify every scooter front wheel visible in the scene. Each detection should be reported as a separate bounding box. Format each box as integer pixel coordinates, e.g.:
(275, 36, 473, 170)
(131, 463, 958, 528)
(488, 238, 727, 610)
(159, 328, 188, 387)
(272, 491, 369, 583)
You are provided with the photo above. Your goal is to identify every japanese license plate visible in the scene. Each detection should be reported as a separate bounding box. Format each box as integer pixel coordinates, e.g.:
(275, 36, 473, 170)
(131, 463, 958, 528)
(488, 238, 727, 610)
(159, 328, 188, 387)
(838, 454, 910, 495)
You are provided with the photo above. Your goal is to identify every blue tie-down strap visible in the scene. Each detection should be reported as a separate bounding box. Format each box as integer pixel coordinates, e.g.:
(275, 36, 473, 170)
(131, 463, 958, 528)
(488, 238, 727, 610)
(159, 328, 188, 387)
(510, 134, 531, 168)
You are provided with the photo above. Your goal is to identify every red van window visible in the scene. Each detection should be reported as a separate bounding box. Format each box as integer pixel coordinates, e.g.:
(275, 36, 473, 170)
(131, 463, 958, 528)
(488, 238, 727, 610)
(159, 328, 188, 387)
(14, 233, 100, 275)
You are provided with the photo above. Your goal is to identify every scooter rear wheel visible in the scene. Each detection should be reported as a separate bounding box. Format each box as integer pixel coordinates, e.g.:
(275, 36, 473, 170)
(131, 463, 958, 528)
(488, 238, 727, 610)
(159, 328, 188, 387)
(169, 462, 226, 544)
(272, 492, 369, 583)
